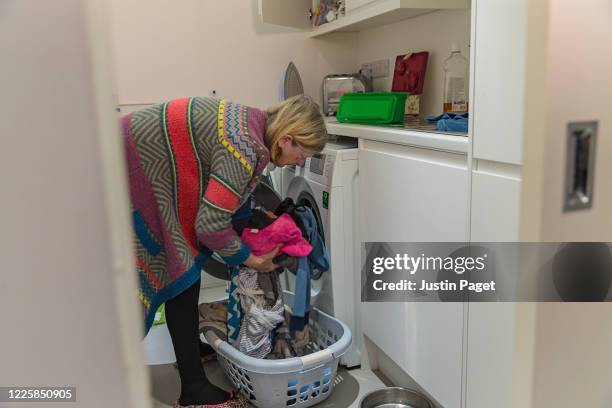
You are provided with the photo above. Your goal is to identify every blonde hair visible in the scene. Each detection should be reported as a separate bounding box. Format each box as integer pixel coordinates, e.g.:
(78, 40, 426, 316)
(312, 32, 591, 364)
(265, 95, 327, 163)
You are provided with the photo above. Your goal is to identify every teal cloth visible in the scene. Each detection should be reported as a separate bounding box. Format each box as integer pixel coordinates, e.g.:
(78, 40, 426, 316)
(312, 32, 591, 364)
(292, 207, 330, 318)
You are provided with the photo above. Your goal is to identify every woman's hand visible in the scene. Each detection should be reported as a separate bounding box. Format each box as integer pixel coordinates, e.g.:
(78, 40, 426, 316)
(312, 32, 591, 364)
(244, 245, 281, 272)
(263, 210, 278, 219)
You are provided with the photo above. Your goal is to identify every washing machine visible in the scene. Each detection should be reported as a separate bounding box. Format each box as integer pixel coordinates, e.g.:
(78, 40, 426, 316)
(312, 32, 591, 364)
(283, 138, 361, 367)
(278, 164, 302, 198)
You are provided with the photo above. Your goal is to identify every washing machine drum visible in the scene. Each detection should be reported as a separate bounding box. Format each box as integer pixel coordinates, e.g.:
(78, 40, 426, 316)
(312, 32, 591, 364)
(285, 177, 326, 280)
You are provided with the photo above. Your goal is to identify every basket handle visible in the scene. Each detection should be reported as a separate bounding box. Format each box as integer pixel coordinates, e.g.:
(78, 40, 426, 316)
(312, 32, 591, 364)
(299, 349, 333, 370)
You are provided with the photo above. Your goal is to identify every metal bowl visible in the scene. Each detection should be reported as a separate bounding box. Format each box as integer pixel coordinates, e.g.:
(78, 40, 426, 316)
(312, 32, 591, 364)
(360, 387, 434, 408)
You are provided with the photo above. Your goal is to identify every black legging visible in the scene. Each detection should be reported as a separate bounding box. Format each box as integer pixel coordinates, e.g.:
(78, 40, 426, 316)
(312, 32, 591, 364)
(165, 278, 230, 406)
(165, 279, 208, 390)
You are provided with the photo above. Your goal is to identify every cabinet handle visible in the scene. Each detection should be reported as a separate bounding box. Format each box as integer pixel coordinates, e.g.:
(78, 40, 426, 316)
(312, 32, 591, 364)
(564, 121, 598, 211)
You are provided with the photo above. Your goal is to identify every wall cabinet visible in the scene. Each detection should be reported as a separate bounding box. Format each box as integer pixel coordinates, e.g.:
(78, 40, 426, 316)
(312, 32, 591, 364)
(358, 139, 468, 408)
(466, 1, 528, 406)
(471, 0, 527, 165)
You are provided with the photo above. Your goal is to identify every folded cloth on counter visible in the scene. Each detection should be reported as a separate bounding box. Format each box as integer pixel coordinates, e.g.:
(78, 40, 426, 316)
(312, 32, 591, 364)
(425, 112, 469, 133)
(292, 207, 330, 320)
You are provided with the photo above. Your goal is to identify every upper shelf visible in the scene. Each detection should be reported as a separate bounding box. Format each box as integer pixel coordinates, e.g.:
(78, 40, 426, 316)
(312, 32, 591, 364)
(310, 0, 469, 38)
(258, 0, 469, 38)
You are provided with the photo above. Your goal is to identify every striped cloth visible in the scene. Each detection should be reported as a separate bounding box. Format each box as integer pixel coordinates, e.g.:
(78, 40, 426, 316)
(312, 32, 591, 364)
(122, 97, 269, 333)
(235, 268, 285, 358)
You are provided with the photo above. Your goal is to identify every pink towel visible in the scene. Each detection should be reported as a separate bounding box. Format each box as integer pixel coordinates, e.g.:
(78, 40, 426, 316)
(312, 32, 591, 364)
(241, 213, 312, 257)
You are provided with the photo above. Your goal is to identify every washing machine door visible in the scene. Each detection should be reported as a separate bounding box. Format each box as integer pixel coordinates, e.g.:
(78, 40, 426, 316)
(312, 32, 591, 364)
(280, 164, 303, 198)
(284, 176, 333, 316)
(285, 176, 327, 278)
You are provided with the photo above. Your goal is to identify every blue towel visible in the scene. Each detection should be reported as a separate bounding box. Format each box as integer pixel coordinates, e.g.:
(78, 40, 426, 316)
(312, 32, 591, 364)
(292, 207, 330, 318)
(426, 112, 469, 133)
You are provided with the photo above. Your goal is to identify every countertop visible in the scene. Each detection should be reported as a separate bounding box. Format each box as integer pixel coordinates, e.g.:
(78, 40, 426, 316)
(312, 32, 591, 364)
(325, 117, 469, 154)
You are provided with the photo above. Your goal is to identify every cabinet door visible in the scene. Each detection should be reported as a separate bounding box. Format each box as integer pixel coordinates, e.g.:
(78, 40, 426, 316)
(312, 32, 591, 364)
(259, 0, 313, 28)
(359, 140, 469, 241)
(470, 161, 521, 241)
(472, 0, 528, 165)
(467, 160, 521, 408)
(359, 140, 468, 408)
(465, 303, 516, 408)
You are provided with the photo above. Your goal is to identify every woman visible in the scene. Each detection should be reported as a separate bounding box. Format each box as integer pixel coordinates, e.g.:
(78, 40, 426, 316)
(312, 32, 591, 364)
(121, 94, 327, 407)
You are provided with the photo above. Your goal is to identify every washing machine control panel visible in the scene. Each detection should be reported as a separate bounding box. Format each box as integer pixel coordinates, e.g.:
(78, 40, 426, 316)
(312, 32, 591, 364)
(306, 153, 334, 185)
(309, 153, 325, 175)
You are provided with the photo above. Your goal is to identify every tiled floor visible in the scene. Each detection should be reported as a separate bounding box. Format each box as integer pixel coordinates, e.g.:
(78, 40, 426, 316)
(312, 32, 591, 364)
(150, 361, 386, 408)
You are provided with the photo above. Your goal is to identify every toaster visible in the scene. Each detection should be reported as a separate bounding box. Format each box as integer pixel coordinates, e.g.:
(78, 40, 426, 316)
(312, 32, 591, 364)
(322, 73, 372, 116)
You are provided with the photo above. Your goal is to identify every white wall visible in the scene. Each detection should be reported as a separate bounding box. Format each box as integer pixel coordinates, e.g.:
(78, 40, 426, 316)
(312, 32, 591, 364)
(108, 3, 470, 118)
(530, 304, 612, 407)
(358, 10, 471, 117)
(538, 0, 612, 241)
(0, 1, 149, 406)
(517, 1, 612, 406)
(108, 0, 358, 108)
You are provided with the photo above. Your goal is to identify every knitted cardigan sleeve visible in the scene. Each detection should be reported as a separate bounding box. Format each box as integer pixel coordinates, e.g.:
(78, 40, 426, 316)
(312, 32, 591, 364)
(195, 141, 254, 266)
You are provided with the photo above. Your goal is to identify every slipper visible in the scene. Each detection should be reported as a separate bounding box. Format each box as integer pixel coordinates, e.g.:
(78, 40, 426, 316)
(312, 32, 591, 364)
(173, 394, 249, 408)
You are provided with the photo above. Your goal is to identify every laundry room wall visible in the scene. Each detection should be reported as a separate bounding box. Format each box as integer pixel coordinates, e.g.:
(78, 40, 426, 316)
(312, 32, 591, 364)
(108, 0, 359, 110)
(518, 0, 612, 405)
(537, 0, 612, 242)
(357, 9, 471, 117)
(1, 0, 149, 406)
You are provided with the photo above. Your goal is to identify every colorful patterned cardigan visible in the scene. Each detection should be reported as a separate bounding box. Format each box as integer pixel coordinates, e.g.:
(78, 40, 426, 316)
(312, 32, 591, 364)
(121, 97, 270, 333)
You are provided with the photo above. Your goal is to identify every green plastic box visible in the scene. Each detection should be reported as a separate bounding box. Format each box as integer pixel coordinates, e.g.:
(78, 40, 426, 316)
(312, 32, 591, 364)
(336, 92, 408, 124)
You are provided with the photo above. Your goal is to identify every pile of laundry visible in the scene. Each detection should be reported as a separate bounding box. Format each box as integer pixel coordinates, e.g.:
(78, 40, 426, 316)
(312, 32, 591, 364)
(199, 198, 329, 359)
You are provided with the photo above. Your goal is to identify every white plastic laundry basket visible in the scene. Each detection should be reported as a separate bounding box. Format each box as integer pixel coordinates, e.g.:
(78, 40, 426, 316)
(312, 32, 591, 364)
(203, 307, 352, 408)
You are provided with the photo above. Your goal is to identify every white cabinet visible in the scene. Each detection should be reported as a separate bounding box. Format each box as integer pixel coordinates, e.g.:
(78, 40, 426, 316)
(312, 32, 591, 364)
(258, 0, 469, 38)
(465, 303, 516, 408)
(469, 4, 527, 405)
(471, 0, 528, 165)
(358, 139, 469, 241)
(362, 302, 464, 408)
(358, 139, 468, 408)
(466, 161, 521, 408)
(470, 161, 521, 241)
(469, 3, 527, 403)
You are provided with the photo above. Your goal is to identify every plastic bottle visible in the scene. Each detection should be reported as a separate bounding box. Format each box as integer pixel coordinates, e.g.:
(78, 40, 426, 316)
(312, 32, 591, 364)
(443, 44, 469, 113)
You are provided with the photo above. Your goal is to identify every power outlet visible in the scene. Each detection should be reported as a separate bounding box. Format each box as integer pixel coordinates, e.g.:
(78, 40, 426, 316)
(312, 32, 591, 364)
(361, 59, 389, 79)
